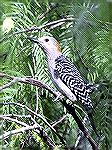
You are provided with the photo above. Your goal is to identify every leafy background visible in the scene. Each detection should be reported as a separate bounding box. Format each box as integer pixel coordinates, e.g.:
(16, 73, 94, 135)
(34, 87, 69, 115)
(0, 0, 112, 149)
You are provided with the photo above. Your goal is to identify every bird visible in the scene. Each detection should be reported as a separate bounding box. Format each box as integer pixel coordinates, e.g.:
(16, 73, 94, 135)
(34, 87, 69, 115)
(28, 35, 98, 135)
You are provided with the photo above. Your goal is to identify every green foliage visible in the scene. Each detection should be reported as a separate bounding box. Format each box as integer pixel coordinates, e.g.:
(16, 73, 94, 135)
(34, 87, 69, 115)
(0, 0, 112, 150)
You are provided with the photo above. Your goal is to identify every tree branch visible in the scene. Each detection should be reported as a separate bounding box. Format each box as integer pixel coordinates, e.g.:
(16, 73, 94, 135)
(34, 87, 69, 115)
(0, 17, 74, 43)
(51, 115, 67, 128)
(0, 77, 21, 91)
(37, 3, 59, 20)
(0, 101, 65, 145)
(0, 114, 55, 149)
(0, 72, 57, 95)
(0, 115, 29, 127)
(0, 72, 98, 149)
(0, 124, 38, 140)
(61, 100, 98, 150)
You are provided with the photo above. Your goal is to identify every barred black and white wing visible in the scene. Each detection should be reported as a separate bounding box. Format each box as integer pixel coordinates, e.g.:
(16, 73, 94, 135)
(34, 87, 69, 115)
(54, 55, 93, 111)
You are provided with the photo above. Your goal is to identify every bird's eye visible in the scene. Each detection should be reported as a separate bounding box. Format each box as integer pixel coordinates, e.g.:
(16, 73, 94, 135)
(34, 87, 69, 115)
(45, 39, 49, 42)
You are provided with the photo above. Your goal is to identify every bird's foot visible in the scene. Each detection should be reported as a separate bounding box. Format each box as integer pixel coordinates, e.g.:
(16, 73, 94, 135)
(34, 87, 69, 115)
(53, 92, 64, 102)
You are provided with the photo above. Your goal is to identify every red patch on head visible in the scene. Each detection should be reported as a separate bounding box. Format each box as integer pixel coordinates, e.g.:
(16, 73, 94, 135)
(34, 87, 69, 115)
(56, 42, 61, 52)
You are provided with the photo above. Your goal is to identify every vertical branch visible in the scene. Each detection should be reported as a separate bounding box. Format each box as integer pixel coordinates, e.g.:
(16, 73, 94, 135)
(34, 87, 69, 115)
(61, 100, 99, 150)
(35, 88, 39, 113)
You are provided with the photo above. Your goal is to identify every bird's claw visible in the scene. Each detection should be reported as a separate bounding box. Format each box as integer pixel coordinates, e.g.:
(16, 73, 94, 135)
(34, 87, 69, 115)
(53, 92, 64, 102)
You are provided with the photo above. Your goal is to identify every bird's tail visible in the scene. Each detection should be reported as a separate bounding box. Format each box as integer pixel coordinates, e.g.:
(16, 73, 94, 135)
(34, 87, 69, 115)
(87, 111, 99, 137)
(83, 95, 99, 136)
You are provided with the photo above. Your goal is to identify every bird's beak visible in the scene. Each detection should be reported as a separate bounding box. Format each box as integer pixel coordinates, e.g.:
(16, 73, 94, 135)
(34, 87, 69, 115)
(27, 37, 40, 44)
(27, 37, 43, 48)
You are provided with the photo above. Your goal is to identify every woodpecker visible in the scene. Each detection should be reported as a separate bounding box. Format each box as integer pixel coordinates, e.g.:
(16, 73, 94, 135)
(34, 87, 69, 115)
(28, 36, 97, 134)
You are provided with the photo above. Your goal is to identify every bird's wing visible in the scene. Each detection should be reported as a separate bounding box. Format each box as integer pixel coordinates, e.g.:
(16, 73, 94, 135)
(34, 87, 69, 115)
(55, 55, 84, 82)
(54, 55, 93, 109)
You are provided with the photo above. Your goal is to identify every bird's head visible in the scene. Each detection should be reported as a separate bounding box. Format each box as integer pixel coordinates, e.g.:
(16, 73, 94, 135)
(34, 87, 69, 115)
(28, 36, 62, 58)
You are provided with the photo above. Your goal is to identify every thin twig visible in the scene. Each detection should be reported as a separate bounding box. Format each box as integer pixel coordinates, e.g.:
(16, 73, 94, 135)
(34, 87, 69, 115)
(0, 102, 56, 133)
(51, 115, 67, 128)
(0, 77, 21, 91)
(0, 116, 29, 127)
(0, 102, 65, 145)
(37, 3, 58, 20)
(0, 114, 32, 118)
(0, 114, 55, 149)
(0, 114, 39, 127)
(0, 18, 74, 43)
(46, 115, 67, 132)
(0, 125, 39, 140)
(0, 72, 57, 95)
